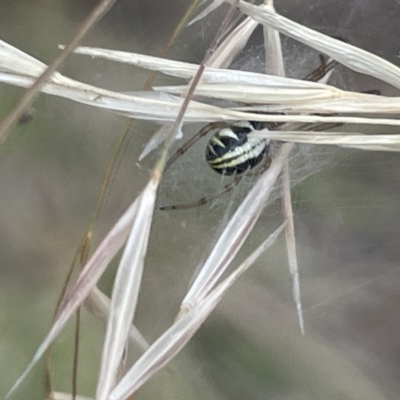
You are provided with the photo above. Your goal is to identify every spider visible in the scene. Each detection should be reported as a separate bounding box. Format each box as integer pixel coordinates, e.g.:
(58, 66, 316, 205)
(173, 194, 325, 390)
(159, 56, 340, 211)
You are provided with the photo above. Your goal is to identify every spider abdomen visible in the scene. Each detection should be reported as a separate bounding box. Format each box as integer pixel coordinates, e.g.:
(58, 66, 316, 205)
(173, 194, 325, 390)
(205, 123, 270, 175)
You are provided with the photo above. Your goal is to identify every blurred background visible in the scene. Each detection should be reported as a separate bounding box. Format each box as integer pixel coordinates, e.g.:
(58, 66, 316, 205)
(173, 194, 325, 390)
(2, 0, 400, 399)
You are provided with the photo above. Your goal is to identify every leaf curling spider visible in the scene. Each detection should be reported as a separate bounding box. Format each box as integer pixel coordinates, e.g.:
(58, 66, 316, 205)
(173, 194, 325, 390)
(205, 121, 270, 175)
(159, 120, 273, 211)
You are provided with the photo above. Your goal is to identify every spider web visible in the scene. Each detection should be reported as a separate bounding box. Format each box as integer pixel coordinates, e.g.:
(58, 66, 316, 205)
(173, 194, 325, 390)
(157, 36, 353, 213)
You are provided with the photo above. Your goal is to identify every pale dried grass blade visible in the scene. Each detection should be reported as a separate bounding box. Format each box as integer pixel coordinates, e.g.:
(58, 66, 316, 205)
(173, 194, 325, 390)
(22, 68, 400, 125)
(281, 164, 304, 333)
(236, 94, 400, 115)
(139, 123, 182, 161)
(0, 71, 228, 123)
(341, 144, 400, 152)
(67, 45, 202, 80)
(2, 70, 400, 126)
(214, 221, 287, 291)
(263, 1, 285, 77)
(69, 45, 339, 89)
(207, 16, 259, 68)
(188, 0, 224, 25)
(96, 174, 158, 400)
(252, 130, 400, 150)
(235, 1, 400, 89)
(154, 83, 344, 104)
(6, 194, 141, 397)
(0, 39, 48, 76)
(264, 26, 284, 76)
(181, 144, 293, 312)
(85, 287, 149, 352)
(263, 1, 304, 334)
(109, 223, 286, 400)
(52, 392, 94, 400)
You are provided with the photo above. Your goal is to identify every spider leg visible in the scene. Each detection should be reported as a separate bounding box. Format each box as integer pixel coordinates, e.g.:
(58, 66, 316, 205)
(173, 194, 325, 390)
(160, 154, 272, 211)
(165, 121, 229, 172)
(159, 175, 243, 211)
(245, 155, 272, 177)
(303, 54, 337, 82)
